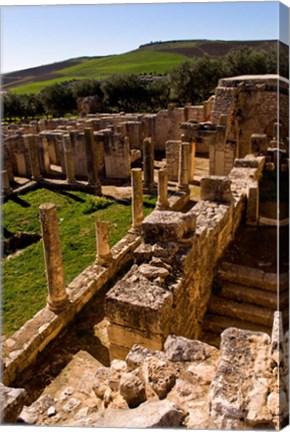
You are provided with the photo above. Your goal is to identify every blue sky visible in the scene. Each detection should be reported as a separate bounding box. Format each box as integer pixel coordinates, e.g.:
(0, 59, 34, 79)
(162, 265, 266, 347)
(1, 1, 289, 73)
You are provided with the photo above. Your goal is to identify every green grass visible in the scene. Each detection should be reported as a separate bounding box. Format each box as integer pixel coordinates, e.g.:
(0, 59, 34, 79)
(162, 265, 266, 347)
(2, 188, 155, 336)
(8, 50, 188, 94)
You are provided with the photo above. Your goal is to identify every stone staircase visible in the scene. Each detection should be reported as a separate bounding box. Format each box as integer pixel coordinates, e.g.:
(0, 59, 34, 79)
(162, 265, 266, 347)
(201, 261, 289, 347)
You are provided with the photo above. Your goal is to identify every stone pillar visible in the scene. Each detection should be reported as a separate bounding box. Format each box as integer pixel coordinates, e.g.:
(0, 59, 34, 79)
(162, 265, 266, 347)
(181, 133, 195, 180)
(39, 203, 69, 313)
(2, 170, 12, 195)
(63, 135, 76, 183)
(130, 168, 144, 233)
(143, 137, 155, 193)
(42, 136, 51, 174)
(156, 168, 169, 210)
(178, 142, 190, 191)
(96, 221, 112, 266)
(246, 181, 259, 226)
(26, 134, 42, 180)
(84, 127, 102, 194)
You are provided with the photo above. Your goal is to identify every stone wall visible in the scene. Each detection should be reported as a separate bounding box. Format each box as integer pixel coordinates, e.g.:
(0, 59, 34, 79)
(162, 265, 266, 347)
(105, 156, 265, 360)
(211, 75, 289, 156)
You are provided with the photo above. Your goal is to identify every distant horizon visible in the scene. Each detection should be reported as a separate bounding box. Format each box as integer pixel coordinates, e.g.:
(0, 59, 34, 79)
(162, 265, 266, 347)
(2, 1, 289, 74)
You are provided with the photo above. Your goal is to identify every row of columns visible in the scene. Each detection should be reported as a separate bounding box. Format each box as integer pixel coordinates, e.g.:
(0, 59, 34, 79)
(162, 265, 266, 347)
(38, 163, 172, 314)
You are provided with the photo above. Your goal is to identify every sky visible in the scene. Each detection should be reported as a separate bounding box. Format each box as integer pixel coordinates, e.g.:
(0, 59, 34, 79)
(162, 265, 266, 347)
(1, 0, 289, 74)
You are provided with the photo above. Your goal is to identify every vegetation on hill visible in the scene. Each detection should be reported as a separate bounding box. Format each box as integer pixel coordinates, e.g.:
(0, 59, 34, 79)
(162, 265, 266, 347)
(2, 42, 288, 121)
(3, 188, 156, 336)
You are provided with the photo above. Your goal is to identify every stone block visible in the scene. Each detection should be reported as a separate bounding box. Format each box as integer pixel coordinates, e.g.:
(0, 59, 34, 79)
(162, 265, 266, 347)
(200, 176, 233, 203)
(141, 210, 196, 243)
(0, 383, 27, 423)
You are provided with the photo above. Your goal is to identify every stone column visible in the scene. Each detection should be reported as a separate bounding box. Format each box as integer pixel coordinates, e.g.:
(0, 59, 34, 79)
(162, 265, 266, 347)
(26, 134, 42, 180)
(156, 168, 169, 210)
(143, 137, 155, 193)
(182, 133, 195, 180)
(63, 134, 76, 183)
(246, 181, 259, 226)
(42, 136, 51, 174)
(84, 127, 102, 194)
(130, 168, 144, 233)
(96, 221, 112, 266)
(2, 170, 12, 195)
(178, 142, 190, 191)
(39, 203, 69, 313)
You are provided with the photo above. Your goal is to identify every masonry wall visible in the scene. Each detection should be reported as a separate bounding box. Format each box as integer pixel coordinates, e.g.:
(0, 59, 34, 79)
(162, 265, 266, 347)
(105, 156, 265, 360)
(211, 76, 289, 155)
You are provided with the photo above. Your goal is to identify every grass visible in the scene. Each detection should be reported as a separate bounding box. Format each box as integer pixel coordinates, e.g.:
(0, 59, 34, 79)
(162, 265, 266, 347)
(7, 50, 187, 94)
(2, 188, 156, 336)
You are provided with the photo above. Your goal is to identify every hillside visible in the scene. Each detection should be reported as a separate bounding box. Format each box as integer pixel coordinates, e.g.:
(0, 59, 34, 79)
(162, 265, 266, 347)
(2, 39, 287, 94)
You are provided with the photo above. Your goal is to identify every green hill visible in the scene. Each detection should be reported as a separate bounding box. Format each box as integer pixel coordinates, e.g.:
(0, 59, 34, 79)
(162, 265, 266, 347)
(2, 39, 287, 94)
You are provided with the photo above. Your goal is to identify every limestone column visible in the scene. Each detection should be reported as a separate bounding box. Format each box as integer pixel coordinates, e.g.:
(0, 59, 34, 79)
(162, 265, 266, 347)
(178, 142, 190, 192)
(39, 203, 69, 313)
(156, 168, 169, 210)
(143, 137, 155, 193)
(130, 168, 144, 233)
(42, 136, 51, 174)
(63, 134, 76, 183)
(2, 170, 12, 195)
(84, 127, 102, 194)
(246, 182, 259, 226)
(96, 221, 112, 266)
(27, 134, 42, 180)
(181, 133, 195, 181)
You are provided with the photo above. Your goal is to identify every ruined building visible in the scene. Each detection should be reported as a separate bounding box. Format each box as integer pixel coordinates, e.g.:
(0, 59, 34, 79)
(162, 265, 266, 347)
(1, 74, 289, 429)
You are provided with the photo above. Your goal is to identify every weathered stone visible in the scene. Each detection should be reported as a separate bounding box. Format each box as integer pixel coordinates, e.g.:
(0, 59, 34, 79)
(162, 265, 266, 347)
(126, 344, 166, 370)
(156, 168, 169, 210)
(1, 383, 27, 423)
(108, 359, 127, 391)
(96, 221, 112, 266)
(134, 243, 153, 264)
(164, 335, 218, 362)
(138, 263, 169, 281)
(200, 176, 233, 203)
(87, 400, 186, 428)
(63, 398, 81, 413)
(18, 406, 38, 424)
(141, 210, 196, 243)
(119, 371, 147, 408)
(92, 367, 110, 399)
(141, 357, 177, 399)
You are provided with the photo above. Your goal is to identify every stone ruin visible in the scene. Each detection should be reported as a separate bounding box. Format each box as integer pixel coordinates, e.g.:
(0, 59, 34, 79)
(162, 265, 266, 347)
(1, 74, 289, 429)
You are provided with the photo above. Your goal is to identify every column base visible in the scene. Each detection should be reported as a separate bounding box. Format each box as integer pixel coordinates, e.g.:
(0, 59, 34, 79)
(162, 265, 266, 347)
(96, 253, 113, 267)
(128, 226, 142, 235)
(47, 296, 70, 314)
(177, 185, 190, 193)
(155, 202, 169, 211)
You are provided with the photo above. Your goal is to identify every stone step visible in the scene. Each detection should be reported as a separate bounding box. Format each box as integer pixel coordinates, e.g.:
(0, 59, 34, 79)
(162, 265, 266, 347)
(202, 314, 271, 336)
(216, 281, 282, 309)
(208, 296, 274, 327)
(217, 262, 288, 292)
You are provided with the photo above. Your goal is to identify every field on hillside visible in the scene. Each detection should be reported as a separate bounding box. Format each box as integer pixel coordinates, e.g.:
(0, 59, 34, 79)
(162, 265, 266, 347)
(3, 39, 286, 95)
(4, 50, 188, 94)
(3, 188, 155, 336)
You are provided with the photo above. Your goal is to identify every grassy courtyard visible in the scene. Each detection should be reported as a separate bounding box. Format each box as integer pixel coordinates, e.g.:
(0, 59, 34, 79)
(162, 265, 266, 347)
(2, 188, 155, 336)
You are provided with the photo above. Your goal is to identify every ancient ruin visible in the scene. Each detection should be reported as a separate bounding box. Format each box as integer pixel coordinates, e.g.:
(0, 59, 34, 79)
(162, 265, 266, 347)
(1, 74, 289, 429)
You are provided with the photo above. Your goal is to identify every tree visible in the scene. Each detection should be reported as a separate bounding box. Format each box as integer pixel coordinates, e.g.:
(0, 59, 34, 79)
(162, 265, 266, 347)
(102, 74, 147, 112)
(71, 79, 104, 99)
(147, 78, 170, 111)
(40, 83, 76, 117)
(3, 92, 24, 122)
